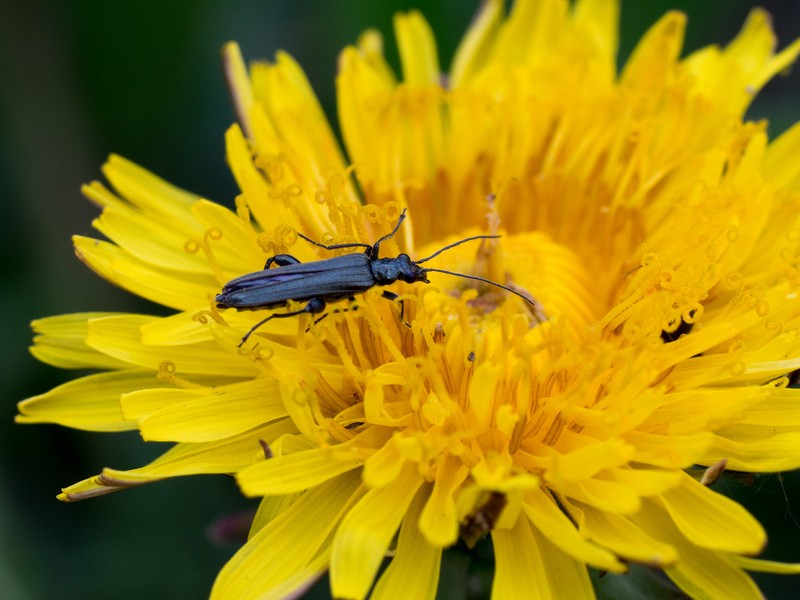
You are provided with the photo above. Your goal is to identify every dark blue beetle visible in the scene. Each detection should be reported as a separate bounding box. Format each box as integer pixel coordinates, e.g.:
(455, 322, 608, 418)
(216, 209, 535, 345)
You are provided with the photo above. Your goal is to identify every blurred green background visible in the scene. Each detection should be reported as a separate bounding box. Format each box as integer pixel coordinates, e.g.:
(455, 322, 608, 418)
(1, 1, 799, 598)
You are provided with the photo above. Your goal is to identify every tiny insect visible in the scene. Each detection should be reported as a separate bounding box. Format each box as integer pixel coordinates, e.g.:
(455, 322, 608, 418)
(660, 315, 694, 343)
(216, 209, 535, 345)
(459, 491, 507, 548)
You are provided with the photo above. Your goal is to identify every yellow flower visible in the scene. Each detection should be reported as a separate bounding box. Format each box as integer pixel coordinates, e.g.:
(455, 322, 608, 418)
(18, 1, 800, 598)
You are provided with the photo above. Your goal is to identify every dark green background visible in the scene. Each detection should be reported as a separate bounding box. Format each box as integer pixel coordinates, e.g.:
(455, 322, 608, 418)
(1, 1, 799, 598)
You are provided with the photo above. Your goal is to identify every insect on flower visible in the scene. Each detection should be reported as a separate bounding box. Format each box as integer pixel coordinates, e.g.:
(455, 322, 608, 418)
(215, 209, 536, 345)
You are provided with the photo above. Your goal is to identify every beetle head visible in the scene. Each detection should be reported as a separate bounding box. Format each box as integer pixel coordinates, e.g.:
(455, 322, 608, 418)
(396, 254, 428, 283)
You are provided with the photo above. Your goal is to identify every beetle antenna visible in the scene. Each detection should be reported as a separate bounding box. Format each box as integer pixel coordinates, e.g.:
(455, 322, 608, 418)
(416, 235, 501, 264)
(296, 232, 372, 252)
(420, 268, 536, 307)
(372, 209, 408, 249)
(295, 209, 410, 254)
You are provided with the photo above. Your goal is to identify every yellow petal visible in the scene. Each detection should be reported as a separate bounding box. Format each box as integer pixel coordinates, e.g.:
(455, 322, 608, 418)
(59, 420, 295, 502)
(449, 0, 503, 88)
(100, 154, 198, 220)
(573, 0, 619, 67)
(238, 427, 390, 497)
(86, 314, 259, 377)
(371, 484, 442, 600)
(730, 555, 800, 575)
(121, 387, 204, 421)
(140, 311, 217, 346)
(633, 498, 763, 599)
(621, 11, 685, 91)
(362, 437, 405, 488)
(394, 11, 439, 86)
(190, 198, 264, 278)
(29, 313, 129, 370)
(222, 42, 255, 138)
(570, 499, 677, 566)
(659, 473, 765, 555)
(418, 454, 469, 546)
(491, 515, 552, 599)
(702, 432, 800, 472)
(546, 438, 635, 481)
(666, 552, 762, 600)
(251, 51, 346, 175)
(74, 236, 217, 311)
(601, 466, 681, 497)
(524, 486, 626, 572)
(92, 202, 207, 274)
(491, 0, 569, 68)
(625, 430, 714, 468)
(17, 370, 152, 431)
(238, 447, 361, 497)
(558, 476, 641, 514)
(532, 520, 596, 600)
(248, 492, 301, 538)
(212, 471, 361, 600)
(135, 378, 284, 443)
(335, 46, 393, 182)
(722, 9, 800, 99)
(642, 386, 771, 434)
(330, 464, 422, 600)
(224, 124, 285, 233)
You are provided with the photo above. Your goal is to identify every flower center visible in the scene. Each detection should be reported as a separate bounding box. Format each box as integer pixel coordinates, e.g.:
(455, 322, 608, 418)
(293, 225, 602, 470)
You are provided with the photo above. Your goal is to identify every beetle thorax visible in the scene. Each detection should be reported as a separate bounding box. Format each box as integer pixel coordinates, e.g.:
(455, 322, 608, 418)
(370, 254, 425, 285)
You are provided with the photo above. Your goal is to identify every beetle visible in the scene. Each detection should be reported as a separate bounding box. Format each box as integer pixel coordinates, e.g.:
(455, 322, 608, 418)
(216, 209, 536, 346)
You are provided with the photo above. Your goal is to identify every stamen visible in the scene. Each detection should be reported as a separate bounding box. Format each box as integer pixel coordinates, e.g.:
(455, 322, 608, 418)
(315, 318, 368, 384)
(315, 168, 352, 212)
(700, 458, 728, 486)
(333, 202, 361, 241)
(155, 361, 198, 389)
(367, 201, 405, 255)
(361, 204, 382, 223)
(259, 440, 273, 459)
(268, 183, 303, 208)
(354, 300, 406, 365)
(255, 225, 300, 256)
(238, 342, 274, 362)
(192, 308, 227, 326)
(314, 189, 329, 205)
(157, 360, 177, 380)
(433, 322, 446, 344)
(254, 152, 286, 184)
(234, 194, 253, 231)
(184, 228, 225, 284)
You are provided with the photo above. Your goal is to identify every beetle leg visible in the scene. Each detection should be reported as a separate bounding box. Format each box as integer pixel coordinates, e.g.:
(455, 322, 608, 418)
(310, 313, 329, 328)
(307, 297, 358, 330)
(239, 297, 327, 347)
(264, 254, 301, 269)
(380, 290, 410, 327)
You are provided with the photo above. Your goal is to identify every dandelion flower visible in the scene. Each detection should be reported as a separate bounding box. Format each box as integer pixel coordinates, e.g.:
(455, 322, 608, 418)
(19, 1, 800, 598)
